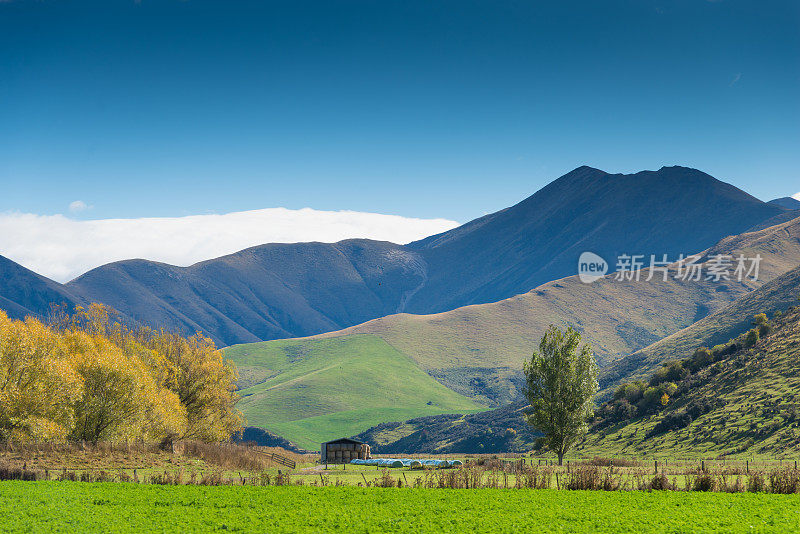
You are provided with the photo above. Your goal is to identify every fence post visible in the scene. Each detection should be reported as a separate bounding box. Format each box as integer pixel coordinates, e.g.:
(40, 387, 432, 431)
(655, 460, 658, 475)
(746, 460, 749, 474)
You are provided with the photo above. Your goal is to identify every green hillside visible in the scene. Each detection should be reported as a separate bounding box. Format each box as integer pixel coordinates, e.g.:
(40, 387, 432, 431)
(224, 335, 485, 449)
(602, 263, 800, 393)
(577, 303, 800, 458)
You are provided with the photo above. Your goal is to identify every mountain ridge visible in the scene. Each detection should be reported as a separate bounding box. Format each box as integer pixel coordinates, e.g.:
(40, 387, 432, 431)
(9, 165, 779, 346)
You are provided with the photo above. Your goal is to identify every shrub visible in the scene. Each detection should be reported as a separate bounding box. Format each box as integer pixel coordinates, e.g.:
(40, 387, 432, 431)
(745, 329, 759, 348)
(647, 411, 693, 438)
(688, 347, 714, 372)
(769, 468, 800, 494)
(650, 473, 675, 491)
(565, 466, 622, 491)
(692, 473, 716, 492)
(649, 361, 688, 387)
(748, 471, 767, 493)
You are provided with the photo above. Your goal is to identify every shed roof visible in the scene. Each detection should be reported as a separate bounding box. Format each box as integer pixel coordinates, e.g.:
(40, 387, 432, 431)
(322, 437, 365, 446)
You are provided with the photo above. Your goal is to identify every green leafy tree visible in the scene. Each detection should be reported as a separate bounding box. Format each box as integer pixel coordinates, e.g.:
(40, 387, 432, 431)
(523, 325, 598, 465)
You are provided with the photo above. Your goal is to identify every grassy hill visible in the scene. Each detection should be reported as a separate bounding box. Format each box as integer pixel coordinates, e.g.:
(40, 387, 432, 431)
(601, 262, 800, 394)
(577, 303, 800, 458)
(225, 335, 484, 449)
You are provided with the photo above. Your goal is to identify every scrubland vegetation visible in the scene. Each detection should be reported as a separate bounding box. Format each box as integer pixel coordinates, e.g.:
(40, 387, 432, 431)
(580, 305, 800, 456)
(0, 305, 242, 445)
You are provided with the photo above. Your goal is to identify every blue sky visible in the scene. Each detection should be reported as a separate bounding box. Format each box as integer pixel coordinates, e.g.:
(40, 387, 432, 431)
(1, 0, 799, 223)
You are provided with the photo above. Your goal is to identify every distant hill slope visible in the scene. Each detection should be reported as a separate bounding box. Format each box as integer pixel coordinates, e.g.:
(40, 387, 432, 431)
(769, 197, 800, 210)
(601, 261, 800, 394)
(578, 303, 800, 457)
(67, 240, 426, 346)
(224, 334, 484, 450)
(0, 255, 84, 320)
(60, 166, 784, 346)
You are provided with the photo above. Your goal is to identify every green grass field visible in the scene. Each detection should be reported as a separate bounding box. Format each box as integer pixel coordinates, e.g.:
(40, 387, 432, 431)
(225, 335, 485, 449)
(2, 482, 799, 533)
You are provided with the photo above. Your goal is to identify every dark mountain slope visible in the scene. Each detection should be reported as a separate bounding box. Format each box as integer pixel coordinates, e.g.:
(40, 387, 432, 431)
(404, 166, 785, 313)
(0, 255, 84, 320)
(746, 211, 800, 232)
(769, 197, 800, 210)
(67, 240, 426, 346)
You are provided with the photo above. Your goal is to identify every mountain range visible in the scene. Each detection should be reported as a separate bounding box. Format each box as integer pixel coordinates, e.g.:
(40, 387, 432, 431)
(0, 166, 789, 349)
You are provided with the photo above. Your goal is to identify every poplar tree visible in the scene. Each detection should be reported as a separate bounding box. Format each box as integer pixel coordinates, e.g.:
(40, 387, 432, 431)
(523, 325, 598, 465)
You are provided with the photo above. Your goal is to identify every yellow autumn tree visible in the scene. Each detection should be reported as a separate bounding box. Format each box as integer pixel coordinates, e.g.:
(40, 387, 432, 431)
(66, 331, 186, 443)
(0, 312, 83, 442)
(137, 330, 242, 441)
(0, 304, 242, 444)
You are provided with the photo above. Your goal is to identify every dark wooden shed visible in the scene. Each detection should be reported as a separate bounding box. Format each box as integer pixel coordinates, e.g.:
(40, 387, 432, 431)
(321, 438, 371, 464)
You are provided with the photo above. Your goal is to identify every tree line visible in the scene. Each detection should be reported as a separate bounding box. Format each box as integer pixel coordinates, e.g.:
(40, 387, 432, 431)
(0, 304, 242, 444)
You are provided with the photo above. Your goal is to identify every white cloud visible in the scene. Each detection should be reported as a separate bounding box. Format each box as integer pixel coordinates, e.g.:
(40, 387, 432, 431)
(68, 200, 89, 213)
(0, 208, 460, 283)
(793, 192, 800, 201)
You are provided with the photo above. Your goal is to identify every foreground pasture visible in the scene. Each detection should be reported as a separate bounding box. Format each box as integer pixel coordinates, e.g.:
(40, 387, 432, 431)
(2, 482, 798, 533)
